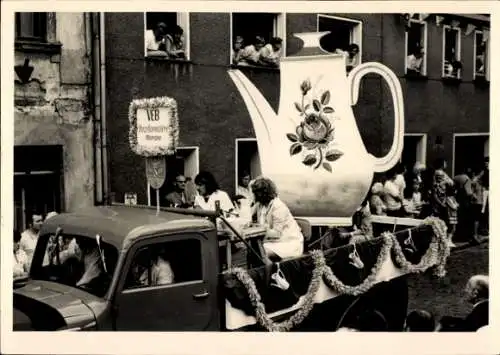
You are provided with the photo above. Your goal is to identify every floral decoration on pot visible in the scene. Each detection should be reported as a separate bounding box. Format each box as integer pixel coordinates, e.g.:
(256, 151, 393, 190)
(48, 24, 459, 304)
(286, 79, 343, 172)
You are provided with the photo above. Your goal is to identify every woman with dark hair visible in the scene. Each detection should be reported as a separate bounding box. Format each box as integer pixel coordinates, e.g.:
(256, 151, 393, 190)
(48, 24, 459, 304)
(251, 177, 303, 261)
(193, 171, 234, 215)
(14, 230, 29, 278)
(165, 25, 185, 59)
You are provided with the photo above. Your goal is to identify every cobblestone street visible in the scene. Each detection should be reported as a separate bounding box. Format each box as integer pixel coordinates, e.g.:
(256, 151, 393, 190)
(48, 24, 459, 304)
(408, 242, 489, 319)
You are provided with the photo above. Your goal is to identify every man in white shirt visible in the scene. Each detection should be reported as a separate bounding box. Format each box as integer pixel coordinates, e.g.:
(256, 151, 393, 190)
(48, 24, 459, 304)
(145, 22, 167, 55)
(20, 214, 44, 268)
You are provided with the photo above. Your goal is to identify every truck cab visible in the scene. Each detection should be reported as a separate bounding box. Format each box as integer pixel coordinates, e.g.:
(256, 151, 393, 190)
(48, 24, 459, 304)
(14, 205, 241, 331)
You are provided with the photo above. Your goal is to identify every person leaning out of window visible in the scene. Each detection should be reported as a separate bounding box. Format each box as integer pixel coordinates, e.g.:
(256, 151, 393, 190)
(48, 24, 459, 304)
(145, 22, 168, 57)
(250, 177, 304, 262)
(238, 36, 266, 66)
(165, 25, 186, 60)
(406, 47, 425, 76)
(258, 37, 283, 68)
(335, 43, 360, 71)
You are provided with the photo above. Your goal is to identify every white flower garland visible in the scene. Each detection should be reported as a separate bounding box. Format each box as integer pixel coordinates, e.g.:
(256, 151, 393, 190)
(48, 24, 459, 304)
(228, 217, 450, 332)
(321, 233, 393, 296)
(231, 249, 325, 332)
(390, 217, 450, 277)
(128, 96, 179, 157)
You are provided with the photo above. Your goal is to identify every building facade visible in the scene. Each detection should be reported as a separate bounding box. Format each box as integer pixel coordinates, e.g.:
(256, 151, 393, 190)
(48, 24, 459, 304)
(103, 12, 489, 208)
(14, 13, 99, 230)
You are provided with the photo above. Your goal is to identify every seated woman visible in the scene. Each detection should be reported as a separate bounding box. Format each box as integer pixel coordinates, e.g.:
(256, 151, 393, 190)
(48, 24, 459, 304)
(250, 177, 304, 261)
(194, 171, 235, 216)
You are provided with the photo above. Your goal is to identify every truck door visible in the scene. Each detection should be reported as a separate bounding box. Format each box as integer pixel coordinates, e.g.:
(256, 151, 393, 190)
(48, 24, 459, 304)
(113, 231, 220, 331)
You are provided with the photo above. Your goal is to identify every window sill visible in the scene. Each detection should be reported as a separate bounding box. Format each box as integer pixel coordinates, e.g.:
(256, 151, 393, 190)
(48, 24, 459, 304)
(230, 64, 280, 72)
(145, 56, 193, 64)
(473, 76, 490, 88)
(441, 76, 462, 85)
(404, 72, 428, 81)
(15, 40, 62, 54)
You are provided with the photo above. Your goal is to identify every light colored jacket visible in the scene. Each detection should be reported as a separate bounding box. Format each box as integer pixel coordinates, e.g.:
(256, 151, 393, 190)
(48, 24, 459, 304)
(253, 197, 303, 259)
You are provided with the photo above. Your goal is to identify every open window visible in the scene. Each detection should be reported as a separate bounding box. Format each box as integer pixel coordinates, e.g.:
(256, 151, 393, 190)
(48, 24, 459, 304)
(317, 14, 362, 70)
(147, 147, 199, 207)
(230, 13, 285, 68)
(405, 16, 428, 76)
(442, 25, 462, 79)
(144, 12, 190, 60)
(235, 139, 261, 195)
(473, 30, 489, 81)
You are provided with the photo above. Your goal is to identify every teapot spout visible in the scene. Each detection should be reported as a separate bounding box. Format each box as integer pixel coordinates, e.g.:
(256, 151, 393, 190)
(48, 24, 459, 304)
(228, 69, 277, 146)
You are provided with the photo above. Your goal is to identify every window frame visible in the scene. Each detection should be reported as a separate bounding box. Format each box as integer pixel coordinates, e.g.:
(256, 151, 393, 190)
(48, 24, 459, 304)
(401, 133, 428, 167)
(143, 12, 191, 61)
(229, 12, 286, 67)
(121, 232, 206, 293)
(316, 14, 363, 63)
(14, 12, 61, 54)
(146, 146, 199, 207)
(404, 18, 428, 76)
(442, 24, 462, 79)
(473, 29, 489, 81)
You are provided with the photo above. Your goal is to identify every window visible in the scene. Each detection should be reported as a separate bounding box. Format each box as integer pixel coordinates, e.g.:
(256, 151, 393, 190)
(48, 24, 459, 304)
(124, 238, 202, 290)
(14, 145, 64, 231)
(147, 147, 199, 207)
(15, 12, 47, 41)
(473, 30, 489, 80)
(442, 25, 462, 78)
(405, 17, 427, 76)
(230, 12, 285, 68)
(235, 139, 261, 195)
(144, 12, 190, 60)
(317, 14, 362, 70)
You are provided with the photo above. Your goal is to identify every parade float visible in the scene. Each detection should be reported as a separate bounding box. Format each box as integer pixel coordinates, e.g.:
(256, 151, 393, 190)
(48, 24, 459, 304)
(13, 32, 450, 332)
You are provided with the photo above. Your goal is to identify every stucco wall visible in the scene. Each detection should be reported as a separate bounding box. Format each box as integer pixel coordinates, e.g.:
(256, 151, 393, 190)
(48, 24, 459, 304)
(14, 12, 94, 212)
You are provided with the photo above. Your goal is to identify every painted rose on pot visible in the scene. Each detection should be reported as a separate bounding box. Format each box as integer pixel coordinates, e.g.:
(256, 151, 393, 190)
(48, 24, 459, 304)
(287, 79, 343, 172)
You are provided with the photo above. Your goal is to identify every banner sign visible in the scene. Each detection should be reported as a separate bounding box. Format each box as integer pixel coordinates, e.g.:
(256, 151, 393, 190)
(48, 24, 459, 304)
(129, 96, 179, 157)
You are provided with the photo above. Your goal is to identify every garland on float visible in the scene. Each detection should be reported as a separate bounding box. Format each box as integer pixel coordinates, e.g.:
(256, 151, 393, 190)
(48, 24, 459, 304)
(321, 233, 393, 296)
(390, 217, 450, 277)
(228, 217, 450, 332)
(231, 249, 325, 332)
(128, 96, 179, 157)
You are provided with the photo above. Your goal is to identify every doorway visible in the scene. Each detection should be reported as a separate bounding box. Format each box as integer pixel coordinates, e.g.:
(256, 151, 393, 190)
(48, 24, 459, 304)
(453, 134, 489, 176)
(401, 134, 427, 173)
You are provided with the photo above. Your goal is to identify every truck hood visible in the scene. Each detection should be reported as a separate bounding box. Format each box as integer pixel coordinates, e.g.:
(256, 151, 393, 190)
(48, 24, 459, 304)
(13, 280, 102, 331)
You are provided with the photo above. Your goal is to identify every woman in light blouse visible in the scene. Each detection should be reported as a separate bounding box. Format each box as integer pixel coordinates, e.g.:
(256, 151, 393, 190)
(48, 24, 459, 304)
(251, 177, 303, 261)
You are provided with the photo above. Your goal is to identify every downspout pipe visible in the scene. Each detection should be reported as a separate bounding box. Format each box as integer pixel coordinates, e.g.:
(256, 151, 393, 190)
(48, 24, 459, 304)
(90, 12, 103, 204)
(99, 13, 110, 205)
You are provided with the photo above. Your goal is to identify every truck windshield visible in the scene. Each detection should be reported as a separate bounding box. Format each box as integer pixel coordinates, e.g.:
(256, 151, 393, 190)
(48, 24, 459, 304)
(29, 233, 119, 298)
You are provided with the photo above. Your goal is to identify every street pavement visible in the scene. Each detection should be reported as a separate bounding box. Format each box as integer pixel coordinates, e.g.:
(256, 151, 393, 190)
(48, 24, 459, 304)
(407, 241, 489, 320)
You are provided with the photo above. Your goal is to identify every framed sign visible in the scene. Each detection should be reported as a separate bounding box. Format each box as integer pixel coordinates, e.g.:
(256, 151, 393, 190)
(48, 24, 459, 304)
(129, 96, 179, 157)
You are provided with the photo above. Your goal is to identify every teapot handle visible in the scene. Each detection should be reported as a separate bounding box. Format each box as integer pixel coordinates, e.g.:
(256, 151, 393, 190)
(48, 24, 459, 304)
(348, 62, 405, 173)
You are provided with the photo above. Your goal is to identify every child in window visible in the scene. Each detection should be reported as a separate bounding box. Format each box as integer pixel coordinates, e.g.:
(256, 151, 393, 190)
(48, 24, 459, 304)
(258, 37, 283, 68)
